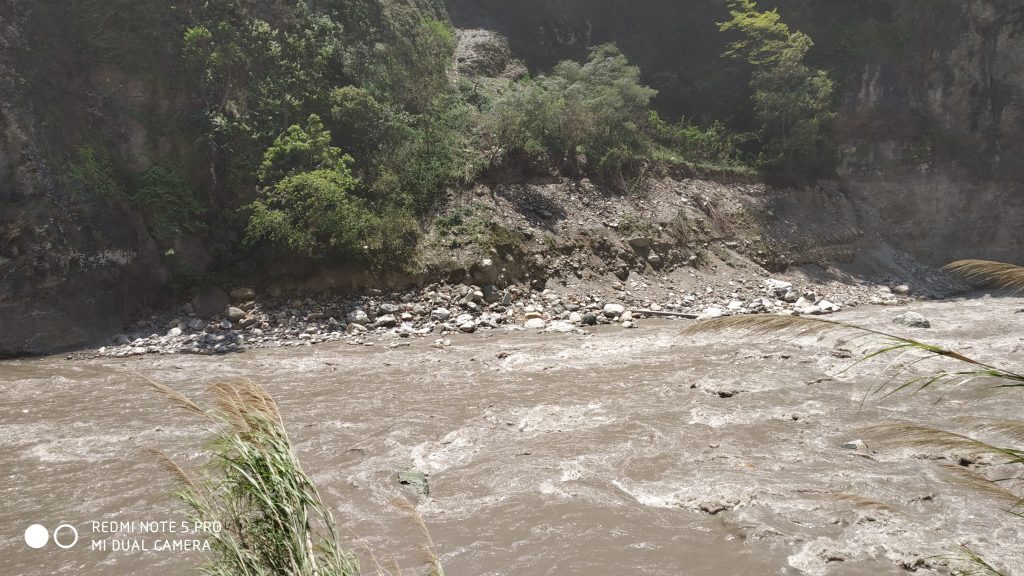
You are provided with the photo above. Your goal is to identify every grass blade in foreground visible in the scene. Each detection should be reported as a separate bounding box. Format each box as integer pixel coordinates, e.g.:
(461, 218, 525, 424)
(149, 378, 360, 576)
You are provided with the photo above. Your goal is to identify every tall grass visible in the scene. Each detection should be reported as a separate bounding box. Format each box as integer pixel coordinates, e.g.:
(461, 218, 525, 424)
(682, 260, 1024, 574)
(148, 378, 360, 576)
(146, 378, 445, 576)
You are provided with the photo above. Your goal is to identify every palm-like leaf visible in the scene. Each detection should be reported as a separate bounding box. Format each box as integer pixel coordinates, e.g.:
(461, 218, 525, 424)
(944, 260, 1024, 293)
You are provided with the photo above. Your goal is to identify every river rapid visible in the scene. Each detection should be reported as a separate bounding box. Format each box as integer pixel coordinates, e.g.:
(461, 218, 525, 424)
(2, 296, 1023, 575)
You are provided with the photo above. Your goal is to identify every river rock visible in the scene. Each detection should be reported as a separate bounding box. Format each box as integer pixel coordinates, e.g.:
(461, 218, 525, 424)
(620, 310, 633, 322)
(581, 313, 599, 326)
(893, 284, 911, 296)
(431, 308, 451, 321)
(347, 309, 370, 325)
(603, 303, 626, 318)
(166, 327, 182, 338)
(187, 318, 205, 331)
(545, 321, 574, 333)
(698, 306, 724, 321)
(229, 287, 256, 301)
(398, 470, 429, 497)
(226, 307, 246, 322)
(766, 279, 793, 296)
(893, 311, 931, 328)
(524, 318, 546, 329)
(219, 319, 232, 330)
(379, 303, 401, 314)
(459, 321, 477, 333)
(374, 314, 398, 328)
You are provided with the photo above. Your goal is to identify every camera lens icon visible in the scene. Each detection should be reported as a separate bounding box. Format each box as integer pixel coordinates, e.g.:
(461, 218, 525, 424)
(25, 523, 78, 549)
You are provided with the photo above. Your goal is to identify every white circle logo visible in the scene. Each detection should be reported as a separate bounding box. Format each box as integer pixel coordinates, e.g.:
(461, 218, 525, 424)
(53, 524, 79, 549)
(24, 524, 49, 549)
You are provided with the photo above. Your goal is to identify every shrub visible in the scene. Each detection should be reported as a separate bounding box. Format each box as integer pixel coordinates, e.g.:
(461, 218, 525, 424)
(245, 167, 374, 259)
(67, 145, 125, 201)
(134, 165, 204, 245)
(719, 0, 837, 178)
(493, 44, 657, 175)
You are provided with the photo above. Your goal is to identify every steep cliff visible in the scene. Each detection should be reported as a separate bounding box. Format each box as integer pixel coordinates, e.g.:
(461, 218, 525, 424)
(446, 0, 1024, 266)
(0, 0, 448, 356)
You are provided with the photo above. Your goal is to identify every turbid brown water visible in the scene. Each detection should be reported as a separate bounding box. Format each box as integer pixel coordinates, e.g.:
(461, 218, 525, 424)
(2, 296, 1023, 575)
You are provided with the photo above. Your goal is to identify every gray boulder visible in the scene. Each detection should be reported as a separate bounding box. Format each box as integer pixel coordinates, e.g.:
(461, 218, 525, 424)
(893, 312, 931, 328)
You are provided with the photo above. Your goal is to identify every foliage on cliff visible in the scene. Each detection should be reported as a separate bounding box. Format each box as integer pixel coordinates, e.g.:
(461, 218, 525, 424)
(11, 0, 870, 276)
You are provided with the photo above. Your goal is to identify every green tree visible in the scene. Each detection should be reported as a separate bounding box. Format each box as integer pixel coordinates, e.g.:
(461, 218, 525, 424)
(719, 0, 836, 178)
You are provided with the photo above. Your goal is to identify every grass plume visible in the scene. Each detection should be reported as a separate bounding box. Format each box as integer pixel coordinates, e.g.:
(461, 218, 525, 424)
(148, 378, 362, 576)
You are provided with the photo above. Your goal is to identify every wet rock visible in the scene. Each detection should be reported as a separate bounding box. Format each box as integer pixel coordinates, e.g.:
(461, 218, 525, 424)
(374, 314, 399, 328)
(229, 287, 256, 301)
(841, 439, 868, 452)
(524, 318, 546, 329)
(187, 318, 205, 331)
(817, 300, 840, 313)
(766, 279, 793, 296)
(603, 303, 626, 318)
(698, 307, 724, 321)
(226, 307, 246, 322)
(459, 321, 477, 333)
(347, 309, 370, 325)
(347, 323, 368, 335)
(622, 320, 636, 329)
(581, 313, 599, 326)
(893, 312, 931, 328)
(219, 319, 233, 330)
(545, 321, 574, 333)
(398, 470, 430, 497)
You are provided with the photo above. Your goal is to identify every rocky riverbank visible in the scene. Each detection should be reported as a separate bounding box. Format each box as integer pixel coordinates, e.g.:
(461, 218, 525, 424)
(75, 274, 925, 359)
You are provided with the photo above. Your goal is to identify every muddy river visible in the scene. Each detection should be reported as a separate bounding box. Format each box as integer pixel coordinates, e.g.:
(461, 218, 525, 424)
(2, 296, 1023, 575)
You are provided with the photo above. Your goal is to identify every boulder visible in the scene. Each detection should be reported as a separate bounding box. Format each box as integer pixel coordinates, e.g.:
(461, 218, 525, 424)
(229, 287, 256, 301)
(628, 237, 653, 251)
(698, 307, 725, 321)
(524, 318, 546, 329)
(603, 303, 626, 318)
(893, 312, 931, 328)
(226, 307, 246, 322)
(374, 314, 399, 328)
(347, 309, 370, 325)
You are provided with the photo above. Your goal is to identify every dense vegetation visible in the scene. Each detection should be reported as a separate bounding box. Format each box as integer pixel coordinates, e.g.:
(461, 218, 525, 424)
(34, 0, 880, 279)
